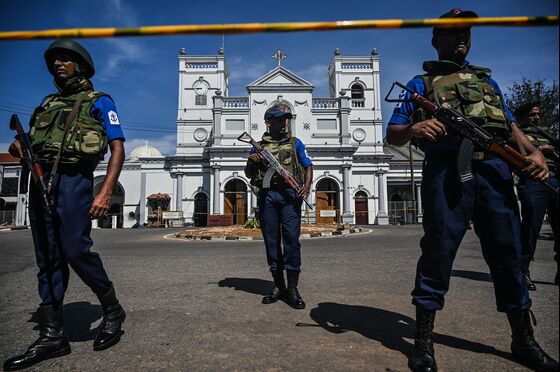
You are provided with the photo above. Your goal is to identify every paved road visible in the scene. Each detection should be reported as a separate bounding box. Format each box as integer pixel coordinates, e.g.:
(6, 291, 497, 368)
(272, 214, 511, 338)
(0, 226, 558, 371)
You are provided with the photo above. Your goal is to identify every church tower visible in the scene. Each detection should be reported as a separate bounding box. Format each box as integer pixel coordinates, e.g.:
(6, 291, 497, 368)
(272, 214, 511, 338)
(176, 48, 229, 155)
(327, 48, 383, 153)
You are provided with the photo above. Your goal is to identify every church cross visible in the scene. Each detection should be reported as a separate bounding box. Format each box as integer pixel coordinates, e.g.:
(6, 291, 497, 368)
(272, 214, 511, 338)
(272, 49, 287, 66)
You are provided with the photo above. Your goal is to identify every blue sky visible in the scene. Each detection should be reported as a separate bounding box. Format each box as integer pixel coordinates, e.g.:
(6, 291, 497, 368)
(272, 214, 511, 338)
(0, 0, 558, 156)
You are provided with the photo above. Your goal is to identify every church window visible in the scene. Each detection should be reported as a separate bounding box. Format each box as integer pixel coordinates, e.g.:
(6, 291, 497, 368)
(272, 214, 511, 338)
(351, 84, 365, 107)
(195, 95, 207, 106)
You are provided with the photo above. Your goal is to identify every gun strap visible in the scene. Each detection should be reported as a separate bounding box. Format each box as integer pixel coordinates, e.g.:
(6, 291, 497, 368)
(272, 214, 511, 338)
(511, 122, 528, 156)
(47, 91, 88, 194)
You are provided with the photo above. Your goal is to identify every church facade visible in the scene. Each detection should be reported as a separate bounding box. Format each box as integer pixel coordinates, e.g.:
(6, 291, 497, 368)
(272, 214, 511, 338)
(3, 47, 423, 228)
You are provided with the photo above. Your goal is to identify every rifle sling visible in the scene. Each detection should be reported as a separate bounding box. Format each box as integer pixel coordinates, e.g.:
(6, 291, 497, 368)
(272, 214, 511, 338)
(47, 91, 88, 194)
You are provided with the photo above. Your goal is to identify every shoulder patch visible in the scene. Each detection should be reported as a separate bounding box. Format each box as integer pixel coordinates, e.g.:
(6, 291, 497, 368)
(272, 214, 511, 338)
(108, 110, 120, 125)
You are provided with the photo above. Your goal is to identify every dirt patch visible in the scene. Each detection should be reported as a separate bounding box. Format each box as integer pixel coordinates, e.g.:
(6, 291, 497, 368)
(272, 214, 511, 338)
(178, 224, 346, 238)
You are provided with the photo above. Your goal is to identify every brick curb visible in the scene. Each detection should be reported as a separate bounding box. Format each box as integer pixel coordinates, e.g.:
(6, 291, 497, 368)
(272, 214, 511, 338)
(173, 227, 363, 241)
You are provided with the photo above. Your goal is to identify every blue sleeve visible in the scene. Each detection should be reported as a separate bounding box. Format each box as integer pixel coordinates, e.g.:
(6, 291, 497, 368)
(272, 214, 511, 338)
(295, 138, 313, 168)
(90, 95, 126, 142)
(388, 77, 426, 126)
(249, 146, 256, 154)
(489, 78, 515, 122)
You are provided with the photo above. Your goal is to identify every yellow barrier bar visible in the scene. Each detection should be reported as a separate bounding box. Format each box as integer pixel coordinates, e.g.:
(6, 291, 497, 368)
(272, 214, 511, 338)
(0, 16, 557, 40)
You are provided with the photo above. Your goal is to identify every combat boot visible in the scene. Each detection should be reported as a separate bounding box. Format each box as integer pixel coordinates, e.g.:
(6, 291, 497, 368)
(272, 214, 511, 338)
(522, 260, 537, 291)
(285, 270, 305, 309)
(507, 310, 559, 371)
(262, 269, 287, 304)
(93, 283, 126, 351)
(3, 304, 71, 371)
(408, 307, 437, 372)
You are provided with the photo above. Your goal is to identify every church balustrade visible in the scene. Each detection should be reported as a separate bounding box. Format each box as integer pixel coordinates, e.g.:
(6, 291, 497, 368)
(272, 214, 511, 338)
(186, 62, 218, 69)
(312, 98, 339, 109)
(341, 63, 372, 70)
(352, 98, 365, 107)
(223, 97, 249, 108)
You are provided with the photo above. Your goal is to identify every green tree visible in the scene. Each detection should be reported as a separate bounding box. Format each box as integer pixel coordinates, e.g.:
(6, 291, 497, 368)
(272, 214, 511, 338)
(505, 78, 559, 138)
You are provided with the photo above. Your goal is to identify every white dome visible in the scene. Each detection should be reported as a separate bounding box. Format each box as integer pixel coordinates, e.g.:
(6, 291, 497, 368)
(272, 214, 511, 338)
(128, 141, 163, 159)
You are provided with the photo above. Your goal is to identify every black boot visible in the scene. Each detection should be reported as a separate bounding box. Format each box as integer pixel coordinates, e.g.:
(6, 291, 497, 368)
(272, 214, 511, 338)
(285, 270, 305, 309)
(522, 260, 537, 291)
(262, 270, 287, 304)
(3, 304, 71, 371)
(93, 284, 126, 351)
(507, 310, 559, 371)
(408, 307, 437, 372)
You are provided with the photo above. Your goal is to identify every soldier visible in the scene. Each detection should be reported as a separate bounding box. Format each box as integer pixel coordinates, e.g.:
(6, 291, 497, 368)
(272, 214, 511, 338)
(244, 106, 313, 309)
(386, 9, 558, 372)
(514, 101, 559, 289)
(4, 39, 126, 370)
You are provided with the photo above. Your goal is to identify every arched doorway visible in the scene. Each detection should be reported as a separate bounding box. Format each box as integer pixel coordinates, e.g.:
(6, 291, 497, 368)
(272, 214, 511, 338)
(193, 193, 208, 227)
(224, 179, 247, 225)
(354, 190, 368, 225)
(315, 178, 340, 224)
(94, 178, 125, 228)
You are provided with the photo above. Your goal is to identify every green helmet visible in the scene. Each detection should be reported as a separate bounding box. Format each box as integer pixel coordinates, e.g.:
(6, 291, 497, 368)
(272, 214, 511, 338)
(44, 39, 95, 78)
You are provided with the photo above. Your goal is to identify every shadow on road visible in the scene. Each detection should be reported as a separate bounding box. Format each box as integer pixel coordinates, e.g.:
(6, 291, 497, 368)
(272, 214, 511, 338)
(451, 269, 492, 283)
(29, 301, 103, 342)
(306, 302, 512, 362)
(217, 277, 272, 296)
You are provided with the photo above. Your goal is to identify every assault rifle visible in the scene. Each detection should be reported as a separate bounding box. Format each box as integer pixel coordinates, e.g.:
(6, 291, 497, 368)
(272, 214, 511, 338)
(385, 81, 559, 194)
(9, 114, 54, 213)
(238, 132, 314, 209)
(526, 122, 559, 164)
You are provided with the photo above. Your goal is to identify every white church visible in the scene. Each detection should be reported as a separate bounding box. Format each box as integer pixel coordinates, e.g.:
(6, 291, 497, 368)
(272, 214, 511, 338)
(2, 48, 424, 228)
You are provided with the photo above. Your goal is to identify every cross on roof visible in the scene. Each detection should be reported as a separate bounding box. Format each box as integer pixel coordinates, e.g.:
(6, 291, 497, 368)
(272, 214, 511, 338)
(272, 49, 287, 66)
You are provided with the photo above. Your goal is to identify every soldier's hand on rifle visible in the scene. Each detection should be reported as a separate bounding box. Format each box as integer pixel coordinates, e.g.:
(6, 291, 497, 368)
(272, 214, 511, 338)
(298, 184, 311, 198)
(248, 152, 264, 163)
(8, 140, 23, 158)
(410, 119, 448, 142)
(522, 150, 549, 182)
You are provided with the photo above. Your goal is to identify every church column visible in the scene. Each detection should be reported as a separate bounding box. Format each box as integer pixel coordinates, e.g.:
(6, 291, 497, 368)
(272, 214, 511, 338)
(176, 174, 183, 211)
(341, 163, 353, 223)
(250, 189, 257, 219)
(212, 91, 223, 145)
(139, 170, 147, 225)
(376, 171, 389, 225)
(339, 90, 351, 145)
(212, 165, 221, 214)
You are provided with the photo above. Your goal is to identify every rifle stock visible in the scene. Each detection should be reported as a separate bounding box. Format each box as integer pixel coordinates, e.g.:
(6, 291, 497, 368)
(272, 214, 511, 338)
(9, 114, 53, 213)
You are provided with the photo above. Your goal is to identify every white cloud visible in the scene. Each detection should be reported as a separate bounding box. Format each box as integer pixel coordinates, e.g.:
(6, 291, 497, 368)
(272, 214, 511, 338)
(99, 38, 146, 80)
(0, 142, 10, 153)
(228, 56, 269, 88)
(295, 64, 329, 96)
(124, 134, 176, 157)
